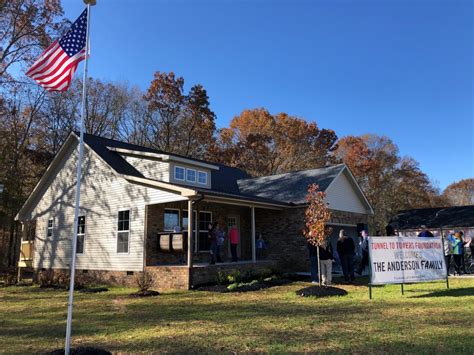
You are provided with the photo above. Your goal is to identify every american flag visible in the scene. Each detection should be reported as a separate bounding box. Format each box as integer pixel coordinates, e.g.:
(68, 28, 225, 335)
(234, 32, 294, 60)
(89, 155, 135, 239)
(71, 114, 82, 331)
(26, 8, 88, 92)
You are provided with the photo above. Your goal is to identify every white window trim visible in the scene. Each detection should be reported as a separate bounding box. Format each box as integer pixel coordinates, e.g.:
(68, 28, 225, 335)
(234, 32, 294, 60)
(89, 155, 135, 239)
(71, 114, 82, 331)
(197, 211, 212, 252)
(117, 208, 131, 254)
(76, 215, 86, 255)
(164, 208, 181, 232)
(197, 170, 208, 185)
(186, 168, 197, 183)
(174, 165, 185, 181)
(47, 218, 54, 238)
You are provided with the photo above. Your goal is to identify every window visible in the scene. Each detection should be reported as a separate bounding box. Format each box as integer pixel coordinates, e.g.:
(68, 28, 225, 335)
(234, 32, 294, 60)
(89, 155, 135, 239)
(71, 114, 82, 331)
(117, 210, 130, 253)
(198, 171, 208, 185)
(174, 166, 185, 181)
(164, 209, 180, 231)
(182, 210, 197, 232)
(76, 216, 85, 254)
(198, 211, 212, 251)
(186, 168, 196, 182)
(47, 219, 53, 238)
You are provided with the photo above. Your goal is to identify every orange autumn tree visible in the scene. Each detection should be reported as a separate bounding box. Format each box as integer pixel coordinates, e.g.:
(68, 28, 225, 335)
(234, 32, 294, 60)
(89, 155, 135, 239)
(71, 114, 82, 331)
(304, 184, 333, 286)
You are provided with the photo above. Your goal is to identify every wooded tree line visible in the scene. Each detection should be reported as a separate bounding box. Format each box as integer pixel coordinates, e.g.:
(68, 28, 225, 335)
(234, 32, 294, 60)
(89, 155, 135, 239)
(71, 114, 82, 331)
(1, 0, 472, 266)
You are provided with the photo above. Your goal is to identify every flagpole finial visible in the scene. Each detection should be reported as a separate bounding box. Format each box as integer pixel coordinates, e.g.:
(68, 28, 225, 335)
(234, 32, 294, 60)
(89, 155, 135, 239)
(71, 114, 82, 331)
(83, 0, 96, 5)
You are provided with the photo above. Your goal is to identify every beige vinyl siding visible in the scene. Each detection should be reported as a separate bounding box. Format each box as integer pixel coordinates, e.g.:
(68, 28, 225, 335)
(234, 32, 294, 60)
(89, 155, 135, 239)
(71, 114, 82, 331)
(122, 155, 170, 182)
(169, 162, 211, 189)
(325, 171, 368, 214)
(28, 141, 185, 272)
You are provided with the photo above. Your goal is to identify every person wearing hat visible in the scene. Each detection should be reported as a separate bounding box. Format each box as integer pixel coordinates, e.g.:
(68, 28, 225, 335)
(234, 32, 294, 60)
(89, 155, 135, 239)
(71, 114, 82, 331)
(418, 225, 434, 238)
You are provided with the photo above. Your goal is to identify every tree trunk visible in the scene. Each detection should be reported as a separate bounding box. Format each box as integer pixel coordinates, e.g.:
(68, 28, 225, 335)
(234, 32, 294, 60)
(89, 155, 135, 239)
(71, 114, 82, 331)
(317, 246, 322, 287)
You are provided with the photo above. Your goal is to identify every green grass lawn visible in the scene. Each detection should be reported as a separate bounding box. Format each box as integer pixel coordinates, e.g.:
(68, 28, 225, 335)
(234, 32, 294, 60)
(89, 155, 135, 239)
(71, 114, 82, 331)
(0, 278, 473, 354)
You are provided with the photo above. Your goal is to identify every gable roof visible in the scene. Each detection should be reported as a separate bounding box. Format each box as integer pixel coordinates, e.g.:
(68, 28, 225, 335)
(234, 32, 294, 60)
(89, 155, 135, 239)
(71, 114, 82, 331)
(17, 132, 373, 218)
(237, 164, 345, 205)
(390, 205, 474, 230)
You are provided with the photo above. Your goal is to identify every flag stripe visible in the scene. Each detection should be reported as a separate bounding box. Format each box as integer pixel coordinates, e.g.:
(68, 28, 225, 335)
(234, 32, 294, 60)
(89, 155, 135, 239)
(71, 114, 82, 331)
(38, 51, 85, 88)
(30, 51, 68, 80)
(27, 45, 63, 78)
(26, 41, 60, 76)
(33, 49, 83, 83)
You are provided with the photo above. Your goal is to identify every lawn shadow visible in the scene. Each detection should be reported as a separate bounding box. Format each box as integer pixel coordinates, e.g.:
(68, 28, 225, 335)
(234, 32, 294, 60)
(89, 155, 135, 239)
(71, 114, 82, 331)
(410, 287, 474, 298)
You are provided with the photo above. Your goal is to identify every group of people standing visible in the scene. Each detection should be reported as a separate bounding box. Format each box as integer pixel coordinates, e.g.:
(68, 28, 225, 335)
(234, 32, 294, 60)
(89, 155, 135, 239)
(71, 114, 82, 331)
(444, 231, 471, 275)
(207, 222, 240, 264)
(417, 226, 472, 275)
(307, 229, 370, 286)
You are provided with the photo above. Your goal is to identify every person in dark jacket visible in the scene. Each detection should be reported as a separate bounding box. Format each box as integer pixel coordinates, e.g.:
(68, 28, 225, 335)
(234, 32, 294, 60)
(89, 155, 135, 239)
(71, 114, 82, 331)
(307, 242, 318, 283)
(356, 230, 369, 275)
(337, 229, 356, 282)
(418, 225, 434, 238)
(319, 240, 335, 286)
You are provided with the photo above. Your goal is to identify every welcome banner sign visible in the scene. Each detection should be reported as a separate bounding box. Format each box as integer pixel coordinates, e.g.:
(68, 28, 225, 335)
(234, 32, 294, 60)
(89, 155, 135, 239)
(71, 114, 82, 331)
(368, 236, 446, 285)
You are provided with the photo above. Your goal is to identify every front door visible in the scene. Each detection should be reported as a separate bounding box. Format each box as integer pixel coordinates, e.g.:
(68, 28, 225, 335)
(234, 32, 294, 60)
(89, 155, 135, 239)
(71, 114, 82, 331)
(227, 215, 241, 258)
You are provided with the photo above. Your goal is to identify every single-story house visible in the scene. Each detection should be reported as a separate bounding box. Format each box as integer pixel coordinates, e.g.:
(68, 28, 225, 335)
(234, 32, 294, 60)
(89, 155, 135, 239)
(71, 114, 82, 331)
(389, 205, 474, 238)
(16, 132, 373, 290)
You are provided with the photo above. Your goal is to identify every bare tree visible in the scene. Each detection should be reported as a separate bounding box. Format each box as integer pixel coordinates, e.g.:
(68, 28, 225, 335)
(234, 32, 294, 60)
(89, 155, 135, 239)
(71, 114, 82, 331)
(0, 0, 67, 85)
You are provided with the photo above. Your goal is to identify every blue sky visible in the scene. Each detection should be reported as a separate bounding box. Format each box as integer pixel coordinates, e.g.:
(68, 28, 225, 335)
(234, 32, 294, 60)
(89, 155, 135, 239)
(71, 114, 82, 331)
(62, 0, 473, 190)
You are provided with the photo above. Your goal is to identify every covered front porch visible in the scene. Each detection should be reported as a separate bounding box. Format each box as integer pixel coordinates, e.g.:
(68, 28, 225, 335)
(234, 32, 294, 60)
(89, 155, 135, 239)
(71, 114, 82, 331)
(143, 196, 283, 289)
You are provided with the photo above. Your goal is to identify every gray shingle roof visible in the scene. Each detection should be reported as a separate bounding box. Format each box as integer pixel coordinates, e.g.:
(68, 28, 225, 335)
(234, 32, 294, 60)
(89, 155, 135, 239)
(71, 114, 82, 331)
(237, 164, 346, 205)
(80, 133, 346, 206)
(390, 205, 474, 229)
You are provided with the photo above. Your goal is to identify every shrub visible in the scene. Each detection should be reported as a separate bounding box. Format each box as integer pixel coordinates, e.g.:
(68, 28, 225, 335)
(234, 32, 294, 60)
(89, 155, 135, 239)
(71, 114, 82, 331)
(55, 270, 70, 289)
(38, 269, 55, 287)
(0, 267, 17, 286)
(215, 271, 227, 285)
(227, 283, 239, 291)
(74, 273, 91, 290)
(136, 270, 155, 293)
(227, 271, 242, 284)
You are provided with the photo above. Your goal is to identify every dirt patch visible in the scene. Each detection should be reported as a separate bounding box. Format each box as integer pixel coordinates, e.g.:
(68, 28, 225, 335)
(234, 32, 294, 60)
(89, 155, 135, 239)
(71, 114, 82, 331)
(78, 287, 109, 293)
(48, 346, 111, 355)
(196, 278, 292, 293)
(296, 285, 348, 298)
(130, 290, 160, 298)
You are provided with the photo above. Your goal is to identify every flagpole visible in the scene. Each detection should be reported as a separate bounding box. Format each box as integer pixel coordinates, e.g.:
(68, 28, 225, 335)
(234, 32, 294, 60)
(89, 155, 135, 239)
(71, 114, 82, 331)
(65, 3, 91, 354)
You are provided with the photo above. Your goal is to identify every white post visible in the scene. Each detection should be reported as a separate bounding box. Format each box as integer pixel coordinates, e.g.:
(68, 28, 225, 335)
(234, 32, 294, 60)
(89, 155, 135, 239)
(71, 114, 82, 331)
(251, 206, 256, 262)
(65, 4, 91, 355)
(187, 200, 193, 268)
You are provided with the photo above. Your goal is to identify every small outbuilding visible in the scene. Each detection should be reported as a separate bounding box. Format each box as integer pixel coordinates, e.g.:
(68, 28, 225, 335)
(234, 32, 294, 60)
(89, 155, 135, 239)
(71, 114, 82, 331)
(389, 205, 474, 238)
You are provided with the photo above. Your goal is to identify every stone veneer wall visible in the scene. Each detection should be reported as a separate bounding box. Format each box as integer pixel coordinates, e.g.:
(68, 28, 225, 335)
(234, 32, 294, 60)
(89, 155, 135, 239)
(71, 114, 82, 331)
(146, 201, 252, 266)
(255, 207, 369, 272)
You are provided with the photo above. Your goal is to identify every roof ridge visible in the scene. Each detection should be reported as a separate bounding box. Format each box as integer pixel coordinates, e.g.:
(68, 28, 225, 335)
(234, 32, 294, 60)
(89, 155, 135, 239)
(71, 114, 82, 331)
(238, 163, 345, 181)
(76, 131, 249, 175)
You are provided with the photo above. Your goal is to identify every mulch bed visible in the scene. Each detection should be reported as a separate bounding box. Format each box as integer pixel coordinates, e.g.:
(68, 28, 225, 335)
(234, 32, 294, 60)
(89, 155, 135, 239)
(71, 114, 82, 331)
(79, 287, 109, 293)
(129, 290, 160, 298)
(48, 347, 111, 355)
(296, 285, 348, 298)
(196, 278, 292, 293)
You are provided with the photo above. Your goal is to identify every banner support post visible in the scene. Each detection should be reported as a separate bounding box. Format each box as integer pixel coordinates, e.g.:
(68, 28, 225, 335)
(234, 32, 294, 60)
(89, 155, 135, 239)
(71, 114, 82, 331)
(440, 226, 449, 289)
(401, 283, 404, 295)
(368, 242, 372, 300)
